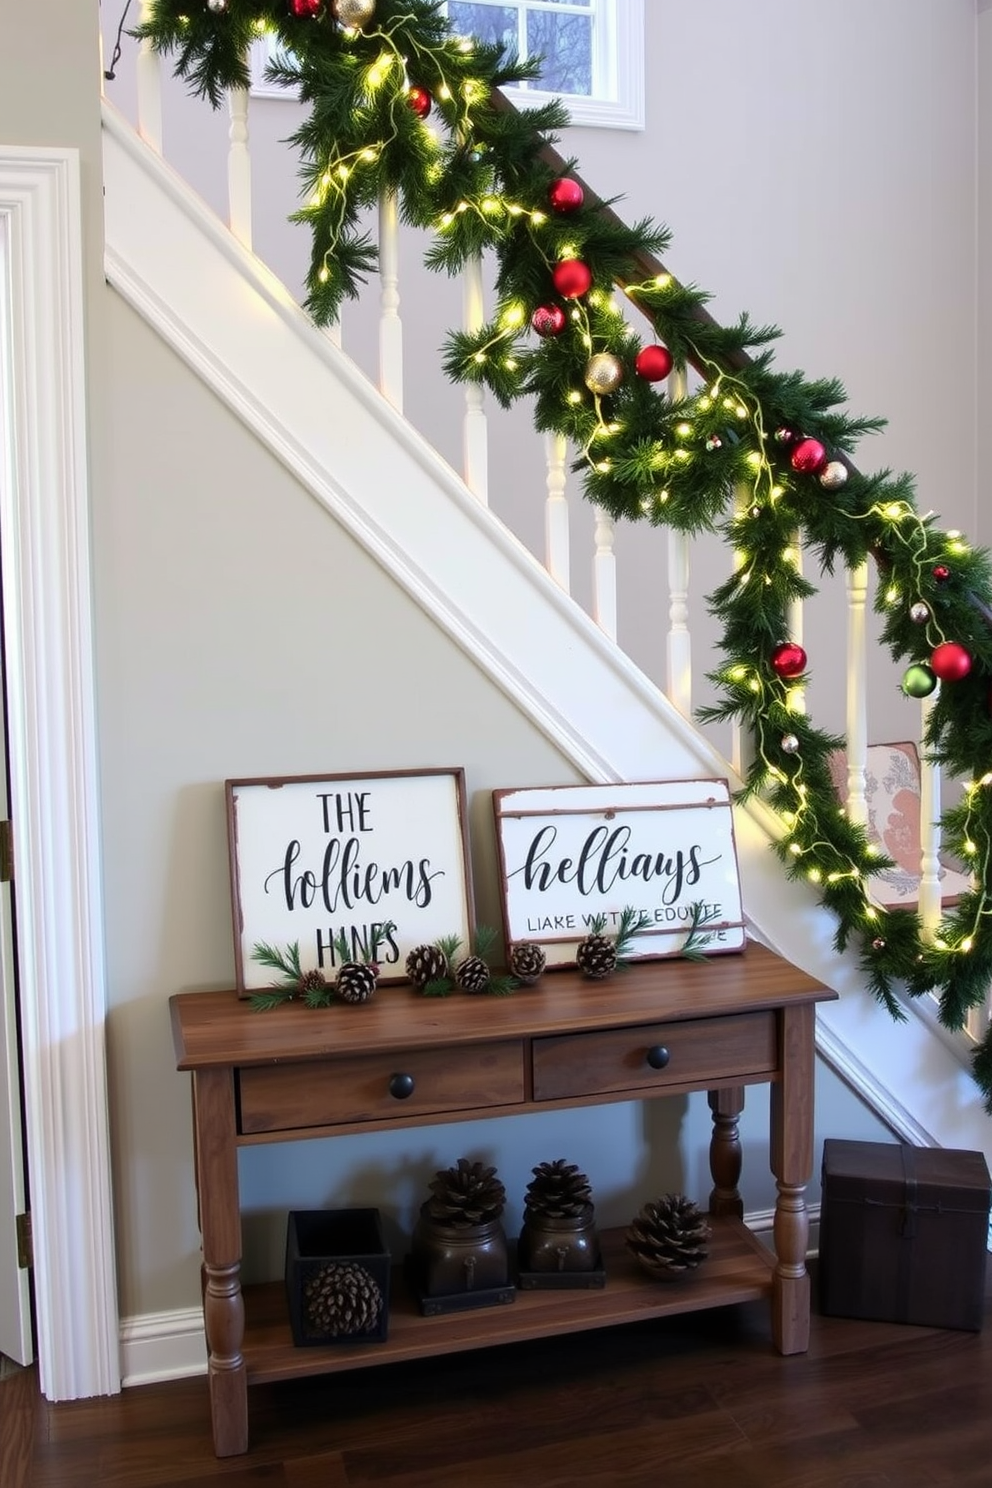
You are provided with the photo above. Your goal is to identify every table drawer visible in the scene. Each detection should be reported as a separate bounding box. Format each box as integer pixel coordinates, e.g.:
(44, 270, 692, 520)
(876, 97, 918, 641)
(532, 1012, 777, 1102)
(238, 1040, 525, 1135)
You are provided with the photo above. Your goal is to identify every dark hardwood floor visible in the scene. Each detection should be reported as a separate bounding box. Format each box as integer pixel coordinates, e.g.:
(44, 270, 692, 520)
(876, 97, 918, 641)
(3, 1264, 991, 1488)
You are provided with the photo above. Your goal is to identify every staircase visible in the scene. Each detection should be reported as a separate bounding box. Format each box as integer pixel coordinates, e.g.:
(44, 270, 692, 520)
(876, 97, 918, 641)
(100, 103, 992, 1164)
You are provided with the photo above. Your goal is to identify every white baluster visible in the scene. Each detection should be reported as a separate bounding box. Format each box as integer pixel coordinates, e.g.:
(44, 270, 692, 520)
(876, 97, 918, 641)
(544, 433, 570, 592)
(786, 532, 805, 716)
(378, 186, 403, 411)
(227, 87, 252, 249)
(666, 530, 691, 718)
(845, 560, 869, 826)
(136, 1, 163, 152)
(730, 484, 754, 781)
(462, 255, 488, 503)
(592, 509, 617, 641)
(917, 693, 943, 938)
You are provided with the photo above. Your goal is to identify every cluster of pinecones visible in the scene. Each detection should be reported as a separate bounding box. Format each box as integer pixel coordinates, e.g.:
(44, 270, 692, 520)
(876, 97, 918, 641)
(301, 1259, 383, 1338)
(625, 1193, 711, 1280)
(405, 928, 542, 996)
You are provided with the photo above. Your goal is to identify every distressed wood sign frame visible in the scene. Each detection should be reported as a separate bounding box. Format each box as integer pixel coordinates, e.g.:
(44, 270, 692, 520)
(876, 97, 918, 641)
(226, 768, 475, 996)
(493, 779, 745, 969)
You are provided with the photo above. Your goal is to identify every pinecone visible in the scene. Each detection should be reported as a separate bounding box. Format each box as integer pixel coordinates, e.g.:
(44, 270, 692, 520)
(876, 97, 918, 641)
(625, 1193, 711, 1281)
(509, 942, 546, 986)
(336, 962, 378, 1004)
(299, 968, 328, 995)
(575, 921, 617, 980)
(454, 954, 491, 994)
(523, 1159, 593, 1219)
(426, 1157, 506, 1227)
(405, 942, 449, 988)
(302, 1260, 383, 1338)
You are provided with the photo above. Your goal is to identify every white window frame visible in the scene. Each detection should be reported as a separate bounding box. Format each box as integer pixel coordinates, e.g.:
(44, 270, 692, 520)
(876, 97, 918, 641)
(250, 0, 644, 131)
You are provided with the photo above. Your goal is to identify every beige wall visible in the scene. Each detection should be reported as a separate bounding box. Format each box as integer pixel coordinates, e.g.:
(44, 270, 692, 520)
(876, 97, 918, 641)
(4, 1, 976, 1330)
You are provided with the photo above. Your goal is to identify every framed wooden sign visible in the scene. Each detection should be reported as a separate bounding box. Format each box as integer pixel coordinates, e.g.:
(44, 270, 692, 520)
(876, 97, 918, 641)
(226, 768, 475, 995)
(493, 779, 745, 968)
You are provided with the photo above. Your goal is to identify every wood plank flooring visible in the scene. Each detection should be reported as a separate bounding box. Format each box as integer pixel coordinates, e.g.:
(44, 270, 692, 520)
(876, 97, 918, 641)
(3, 1265, 991, 1487)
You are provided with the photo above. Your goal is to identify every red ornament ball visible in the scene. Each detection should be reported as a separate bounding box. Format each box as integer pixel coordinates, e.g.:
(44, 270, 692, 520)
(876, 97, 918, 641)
(770, 641, 808, 680)
(930, 641, 972, 682)
(531, 304, 567, 338)
(635, 344, 674, 382)
(407, 86, 432, 119)
(789, 437, 827, 475)
(290, 0, 321, 13)
(932, 564, 951, 583)
(552, 258, 592, 300)
(548, 177, 584, 213)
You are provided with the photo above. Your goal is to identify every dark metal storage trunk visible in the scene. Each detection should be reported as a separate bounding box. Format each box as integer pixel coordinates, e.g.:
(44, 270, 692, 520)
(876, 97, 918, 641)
(819, 1139, 990, 1331)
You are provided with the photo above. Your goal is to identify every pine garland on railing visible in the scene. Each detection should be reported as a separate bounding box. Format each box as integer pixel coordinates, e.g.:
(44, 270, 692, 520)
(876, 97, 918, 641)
(135, 0, 992, 1108)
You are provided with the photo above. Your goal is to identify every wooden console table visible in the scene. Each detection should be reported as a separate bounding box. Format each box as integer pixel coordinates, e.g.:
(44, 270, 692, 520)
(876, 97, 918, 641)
(170, 942, 835, 1457)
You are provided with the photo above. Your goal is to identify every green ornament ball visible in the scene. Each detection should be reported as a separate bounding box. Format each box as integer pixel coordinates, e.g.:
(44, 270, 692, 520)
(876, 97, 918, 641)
(901, 663, 937, 698)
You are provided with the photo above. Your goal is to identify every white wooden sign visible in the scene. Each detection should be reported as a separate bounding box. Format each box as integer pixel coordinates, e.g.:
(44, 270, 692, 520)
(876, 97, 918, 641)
(226, 769, 474, 995)
(493, 779, 745, 967)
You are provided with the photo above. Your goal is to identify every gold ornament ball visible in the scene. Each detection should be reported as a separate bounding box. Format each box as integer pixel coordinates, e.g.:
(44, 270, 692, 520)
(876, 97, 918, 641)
(819, 460, 849, 490)
(332, 0, 376, 28)
(584, 352, 624, 395)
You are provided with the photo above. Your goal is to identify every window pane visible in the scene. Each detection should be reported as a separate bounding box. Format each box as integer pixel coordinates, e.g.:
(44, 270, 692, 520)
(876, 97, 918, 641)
(526, 11, 593, 96)
(447, 3, 520, 54)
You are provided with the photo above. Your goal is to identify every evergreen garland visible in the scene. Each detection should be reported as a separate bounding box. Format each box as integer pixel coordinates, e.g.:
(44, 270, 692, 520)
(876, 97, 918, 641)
(136, 0, 992, 1108)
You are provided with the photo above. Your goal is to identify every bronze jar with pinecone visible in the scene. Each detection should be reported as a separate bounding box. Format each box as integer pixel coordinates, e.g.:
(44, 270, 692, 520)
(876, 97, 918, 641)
(410, 1157, 509, 1296)
(517, 1158, 600, 1274)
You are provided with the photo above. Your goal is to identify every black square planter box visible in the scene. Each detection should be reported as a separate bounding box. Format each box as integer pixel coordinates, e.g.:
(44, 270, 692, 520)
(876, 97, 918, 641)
(819, 1139, 991, 1332)
(285, 1208, 391, 1346)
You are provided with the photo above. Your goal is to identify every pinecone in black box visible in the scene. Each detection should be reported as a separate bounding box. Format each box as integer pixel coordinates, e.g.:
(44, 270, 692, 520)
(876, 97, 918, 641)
(426, 1157, 506, 1226)
(625, 1193, 711, 1281)
(302, 1259, 383, 1338)
(524, 1159, 593, 1219)
(509, 942, 546, 986)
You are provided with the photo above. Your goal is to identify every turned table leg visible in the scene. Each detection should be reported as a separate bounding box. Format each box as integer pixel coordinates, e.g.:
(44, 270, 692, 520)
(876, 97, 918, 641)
(769, 1002, 815, 1354)
(708, 1086, 745, 1218)
(193, 1067, 248, 1456)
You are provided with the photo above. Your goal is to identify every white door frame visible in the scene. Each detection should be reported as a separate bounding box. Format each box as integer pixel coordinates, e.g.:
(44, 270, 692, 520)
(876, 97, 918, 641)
(0, 145, 119, 1398)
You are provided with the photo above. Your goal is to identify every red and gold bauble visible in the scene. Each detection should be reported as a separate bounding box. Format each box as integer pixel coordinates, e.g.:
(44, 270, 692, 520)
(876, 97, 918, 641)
(770, 641, 808, 679)
(930, 641, 972, 682)
(531, 304, 567, 338)
(552, 258, 592, 300)
(548, 177, 584, 213)
(634, 344, 673, 382)
(789, 437, 827, 475)
(407, 85, 432, 118)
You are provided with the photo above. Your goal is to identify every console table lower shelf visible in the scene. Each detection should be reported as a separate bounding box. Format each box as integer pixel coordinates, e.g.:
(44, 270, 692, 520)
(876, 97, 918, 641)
(242, 1220, 774, 1386)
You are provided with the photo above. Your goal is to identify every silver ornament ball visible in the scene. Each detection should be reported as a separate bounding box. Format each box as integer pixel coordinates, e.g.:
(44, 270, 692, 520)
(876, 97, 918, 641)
(332, 0, 376, 28)
(207, 0, 228, 11)
(819, 460, 849, 491)
(781, 733, 800, 755)
(584, 352, 624, 395)
(909, 601, 930, 624)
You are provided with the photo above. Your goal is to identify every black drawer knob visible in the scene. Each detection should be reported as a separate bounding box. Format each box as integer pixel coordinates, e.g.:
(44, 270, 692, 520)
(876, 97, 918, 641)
(388, 1072, 416, 1100)
(646, 1045, 671, 1071)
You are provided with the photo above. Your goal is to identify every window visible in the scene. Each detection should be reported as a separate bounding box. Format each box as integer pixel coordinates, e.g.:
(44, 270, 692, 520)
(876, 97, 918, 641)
(249, 2, 644, 131)
(443, 0, 644, 130)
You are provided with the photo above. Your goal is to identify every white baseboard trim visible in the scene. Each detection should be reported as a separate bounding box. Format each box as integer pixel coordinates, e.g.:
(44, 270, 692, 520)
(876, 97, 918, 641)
(119, 1307, 206, 1388)
(119, 1205, 822, 1387)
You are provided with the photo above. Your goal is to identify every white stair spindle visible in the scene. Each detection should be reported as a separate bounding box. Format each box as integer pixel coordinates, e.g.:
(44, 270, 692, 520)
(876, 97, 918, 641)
(378, 186, 403, 411)
(917, 693, 943, 938)
(462, 255, 489, 503)
(227, 86, 252, 249)
(136, 1, 163, 152)
(592, 509, 617, 641)
(730, 484, 754, 781)
(544, 432, 570, 592)
(845, 560, 869, 826)
(666, 530, 691, 718)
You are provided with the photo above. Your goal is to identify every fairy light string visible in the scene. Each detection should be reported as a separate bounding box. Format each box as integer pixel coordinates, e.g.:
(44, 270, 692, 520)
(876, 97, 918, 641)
(136, 0, 992, 1107)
